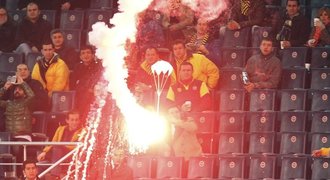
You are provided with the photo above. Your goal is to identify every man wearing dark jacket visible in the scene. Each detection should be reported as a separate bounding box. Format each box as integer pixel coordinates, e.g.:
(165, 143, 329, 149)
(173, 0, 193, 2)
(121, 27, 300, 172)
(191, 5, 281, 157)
(15, 2, 52, 55)
(275, 0, 310, 47)
(0, 7, 17, 53)
(1, 64, 49, 111)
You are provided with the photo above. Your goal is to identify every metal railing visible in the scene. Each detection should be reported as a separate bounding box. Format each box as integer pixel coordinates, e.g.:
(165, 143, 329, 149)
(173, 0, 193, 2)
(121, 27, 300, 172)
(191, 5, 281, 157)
(0, 141, 81, 178)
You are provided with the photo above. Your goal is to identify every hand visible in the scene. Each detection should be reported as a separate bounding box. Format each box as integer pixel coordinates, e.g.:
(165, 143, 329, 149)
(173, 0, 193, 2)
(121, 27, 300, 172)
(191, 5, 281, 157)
(3, 82, 12, 90)
(31, 46, 39, 52)
(37, 152, 46, 161)
(15, 75, 24, 84)
(307, 39, 316, 47)
(197, 45, 209, 55)
(314, 20, 325, 30)
(281, 41, 291, 48)
(312, 149, 322, 157)
(227, 20, 240, 30)
(61, 2, 71, 10)
(244, 82, 255, 93)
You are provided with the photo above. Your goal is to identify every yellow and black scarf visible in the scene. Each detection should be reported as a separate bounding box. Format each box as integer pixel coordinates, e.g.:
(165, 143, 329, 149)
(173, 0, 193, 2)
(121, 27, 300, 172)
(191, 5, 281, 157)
(241, 0, 251, 16)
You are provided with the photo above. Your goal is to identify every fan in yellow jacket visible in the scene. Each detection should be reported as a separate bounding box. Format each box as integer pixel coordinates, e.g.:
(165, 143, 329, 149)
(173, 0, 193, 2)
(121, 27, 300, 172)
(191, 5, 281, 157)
(37, 110, 84, 162)
(312, 147, 330, 157)
(31, 42, 70, 97)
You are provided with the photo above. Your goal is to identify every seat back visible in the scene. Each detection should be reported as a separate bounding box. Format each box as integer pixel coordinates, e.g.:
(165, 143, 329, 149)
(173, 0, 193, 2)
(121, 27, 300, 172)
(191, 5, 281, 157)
(218, 47, 248, 68)
(310, 89, 330, 111)
(26, 52, 42, 72)
(61, 29, 82, 50)
(0, 53, 23, 72)
(7, 10, 25, 23)
(218, 112, 245, 132)
(0, 132, 11, 154)
(280, 47, 308, 68)
(31, 111, 47, 134)
(41, 10, 56, 28)
(310, 68, 330, 89)
(311, 47, 330, 68)
(281, 68, 307, 89)
(280, 89, 307, 111)
(60, 10, 84, 29)
(127, 156, 153, 179)
(280, 132, 306, 154)
(90, 0, 113, 9)
(223, 27, 251, 47)
(218, 155, 245, 179)
(218, 132, 244, 154)
(218, 67, 244, 90)
(247, 111, 276, 132)
(219, 89, 245, 111)
(249, 155, 276, 179)
(189, 112, 216, 133)
(311, 111, 330, 133)
(279, 111, 307, 132)
(251, 26, 272, 47)
(187, 156, 215, 179)
(249, 132, 275, 154)
(51, 91, 76, 113)
(280, 156, 307, 179)
(85, 9, 114, 30)
(249, 89, 276, 111)
(311, 133, 330, 153)
(311, 158, 330, 180)
(156, 156, 183, 179)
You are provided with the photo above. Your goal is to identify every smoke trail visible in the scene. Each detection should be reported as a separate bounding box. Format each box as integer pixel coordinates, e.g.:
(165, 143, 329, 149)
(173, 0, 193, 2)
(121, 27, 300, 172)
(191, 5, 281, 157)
(89, 0, 167, 153)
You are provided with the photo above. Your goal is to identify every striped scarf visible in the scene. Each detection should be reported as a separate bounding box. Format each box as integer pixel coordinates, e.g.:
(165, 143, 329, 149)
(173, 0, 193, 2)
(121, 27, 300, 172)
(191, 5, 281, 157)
(141, 61, 153, 75)
(190, 33, 209, 54)
(241, 0, 250, 16)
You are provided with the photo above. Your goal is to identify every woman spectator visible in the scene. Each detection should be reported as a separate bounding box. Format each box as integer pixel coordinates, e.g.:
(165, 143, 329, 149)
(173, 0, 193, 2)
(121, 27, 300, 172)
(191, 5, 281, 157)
(307, 7, 330, 47)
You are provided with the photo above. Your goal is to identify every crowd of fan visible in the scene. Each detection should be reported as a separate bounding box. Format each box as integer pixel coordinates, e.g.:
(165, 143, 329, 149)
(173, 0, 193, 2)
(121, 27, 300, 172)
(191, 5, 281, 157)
(0, 0, 330, 179)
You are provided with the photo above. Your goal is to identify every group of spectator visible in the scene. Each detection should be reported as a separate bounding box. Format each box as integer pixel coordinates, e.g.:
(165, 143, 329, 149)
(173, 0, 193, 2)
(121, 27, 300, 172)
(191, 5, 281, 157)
(0, 0, 330, 178)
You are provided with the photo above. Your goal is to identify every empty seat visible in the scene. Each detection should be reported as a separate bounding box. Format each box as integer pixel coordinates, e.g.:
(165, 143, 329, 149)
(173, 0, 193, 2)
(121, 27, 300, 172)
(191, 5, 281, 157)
(251, 26, 272, 47)
(61, 29, 82, 50)
(279, 111, 307, 132)
(311, 47, 330, 68)
(223, 27, 251, 47)
(311, 111, 330, 133)
(90, 0, 113, 9)
(311, 157, 330, 180)
(218, 47, 248, 68)
(310, 0, 330, 7)
(85, 9, 114, 30)
(51, 91, 76, 113)
(247, 111, 276, 132)
(280, 89, 307, 111)
(249, 132, 275, 154)
(0, 71, 15, 82)
(219, 89, 245, 111)
(0, 53, 23, 72)
(60, 10, 84, 29)
(7, 10, 25, 23)
(249, 89, 276, 111)
(218, 132, 244, 154)
(218, 155, 245, 179)
(187, 156, 215, 179)
(249, 155, 276, 179)
(280, 155, 307, 179)
(311, 68, 330, 89)
(127, 156, 153, 179)
(218, 111, 245, 132)
(189, 112, 216, 133)
(280, 132, 306, 154)
(26, 52, 42, 71)
(218, 67, 244, 90)
(280, 47, 308, 68)
(31, 111, 47, 135)
(310, 89, 330, 111)
(311, 133, 330, 153)
(46, 112, 67, 138)
(281, 68, 307, 89)
(41, 10, 56, 28)
(156, 156, 183, 179)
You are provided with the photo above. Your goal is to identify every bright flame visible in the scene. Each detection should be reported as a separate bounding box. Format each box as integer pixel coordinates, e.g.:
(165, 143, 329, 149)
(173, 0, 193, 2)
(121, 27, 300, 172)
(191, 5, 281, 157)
(88, 0, 166, 153)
